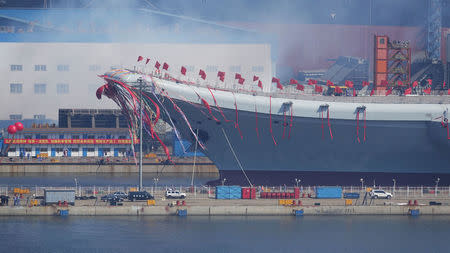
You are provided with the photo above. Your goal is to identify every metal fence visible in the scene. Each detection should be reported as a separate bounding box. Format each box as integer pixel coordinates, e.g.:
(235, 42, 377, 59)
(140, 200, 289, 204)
(2, 185, 450, 199)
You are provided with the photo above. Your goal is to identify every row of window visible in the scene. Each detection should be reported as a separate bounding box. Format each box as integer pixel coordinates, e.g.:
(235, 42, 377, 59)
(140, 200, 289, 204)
(10, 83, 69, 94)
(8, 131, 127, 139)
(9, 114, 45, 120)
(10, 64, 102, 72)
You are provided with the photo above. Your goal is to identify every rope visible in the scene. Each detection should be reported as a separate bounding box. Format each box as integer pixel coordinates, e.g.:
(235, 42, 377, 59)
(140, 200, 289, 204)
(208, 87, 231, 122)
(221, 128, 253, 187)
(190, 129, 199, 187)
(269, 96, 277, 145)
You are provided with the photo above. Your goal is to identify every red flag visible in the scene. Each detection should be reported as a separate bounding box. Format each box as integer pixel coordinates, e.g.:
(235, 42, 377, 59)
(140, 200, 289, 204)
(353, 88, 356, 97)
(315, 85, 323, 93)
(370, 88, 375, 96)
(181, 66, 186, 75)
(345, 80, 354, 88)
(397, 80, 404, 86)
(155, 61, 160, 69)
(427, 79, 432, 86)
(235, 73, 241, 79)
(238, 78, 245, 85)
(380, 80, 388, 86)
(335, 86, 343, 94)
(218, 71, 225, 77)
(326, 80, 333, 86)
(424, 87, 431, 94)
(163, 62, 169, 70)
(137, 56, 143, 62)
(253, 75, 259, 82)
(296, 84, 304, 91)
(307, 79, 315, 85)
(271, 77, 280, 83)
(362, 81, 369, 87)
(145, 58, 150, 64)
(443, 81, 446, 89)
(219, 75, 225, 82)
(277, 82, 283, 90)
(199, 69, 206, 76)
(289, 79, 298, 85)
(258, 80, 263, 89)
(404, 87, 412, 95)
(385, 88, 393, 96)
(412, 81, 418, 87)
(448, 89, 450, 95)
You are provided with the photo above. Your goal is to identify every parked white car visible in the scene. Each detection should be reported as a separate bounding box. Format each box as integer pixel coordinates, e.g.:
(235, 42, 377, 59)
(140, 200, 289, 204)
(370, 190, 392, 199)
(165, 190, 186, 199)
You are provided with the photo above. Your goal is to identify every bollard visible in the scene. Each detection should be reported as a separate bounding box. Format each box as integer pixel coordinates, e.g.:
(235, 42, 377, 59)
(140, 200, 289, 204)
(298, 200, 302, 206)
(408, 200, 412, 206)
(182, 200, 186, 206)
(414, 200, 418, 206)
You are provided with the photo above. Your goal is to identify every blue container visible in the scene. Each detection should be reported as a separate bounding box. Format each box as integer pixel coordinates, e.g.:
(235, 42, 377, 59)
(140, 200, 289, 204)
(315, 187, 342, 199)
(177, 209, 187, 216)
(215, 186, 242, 199)
(343, 193, 360, 199)
(229, 186, 242, 199)
(58, 210, 69, 216)
(294, 209, 304, 216)
(409, 209, 420, 216)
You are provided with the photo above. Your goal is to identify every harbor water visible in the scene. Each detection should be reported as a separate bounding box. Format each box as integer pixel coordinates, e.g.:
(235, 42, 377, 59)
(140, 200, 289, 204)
(1, 215, 449, 253)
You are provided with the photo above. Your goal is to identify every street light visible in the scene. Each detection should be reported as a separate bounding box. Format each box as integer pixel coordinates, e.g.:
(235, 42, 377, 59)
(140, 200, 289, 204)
(392, 179, 396, 196)
(74, 177, 78, 196)
(222, 178, 227, 186)
(360, 178, 364, 191)
(435, 177, 440, 197)
(153, 177, 159, 195)
(294, 178, 301, 187)
(137, 76, 144, 191)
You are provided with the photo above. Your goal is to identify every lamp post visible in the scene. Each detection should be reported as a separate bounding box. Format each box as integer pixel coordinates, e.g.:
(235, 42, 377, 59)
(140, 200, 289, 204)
(360, 178, 364, 191)
(392, 179, 396, 196)
(295, 178, 301, 188)
(74, 177, 78, 197)
(222, 178, 227, 186)
(435, 177, 440, 197)
(153, 177, 159, 195)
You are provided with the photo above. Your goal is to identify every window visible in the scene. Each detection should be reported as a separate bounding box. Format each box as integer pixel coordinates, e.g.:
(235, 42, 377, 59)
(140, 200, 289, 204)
(57, 83, 69, 94)
(118, 136, 126, 139)
(87, 135, 95, 139)
(34, 65, 47, 71)
(24, 148, 32, 152)
(10, 83, 23, 94)
(71, 148, 79, 152)
(24, 135, 32, 139)
(87, 148, 95, 152)
(57, 64, 69, 71)
(10, 65, 23, 71)
(9, 114, 22, 120)
(34, 83, 46, 94)
(229, 65, 241, 72)
(39, 135, 48, 139)
(89, 65, 101, 71)
(72, 135, 79, 139)
(206, 65, 218, 72)
(252, 66, 264, 72)
(39, 148, 48, 152)
(34, 114, 46, 120)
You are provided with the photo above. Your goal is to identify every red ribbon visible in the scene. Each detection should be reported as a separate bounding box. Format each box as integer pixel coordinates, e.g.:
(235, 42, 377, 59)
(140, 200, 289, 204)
(208, 87, 231, 122)
(321, 111, 324, 139)
(270, 96, 277, 145)
(363, 110, 367, 142)
(232, 93, 243, 140)
(255, 105, 260, 144)
(288, 106, 293, 139)
(201, 98, 220, 122)
(327, 109, 333, 140)
(356, 110, 360, 143)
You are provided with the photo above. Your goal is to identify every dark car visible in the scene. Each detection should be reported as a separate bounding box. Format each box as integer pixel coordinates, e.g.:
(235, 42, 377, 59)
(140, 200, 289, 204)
(101, 194, 123, 202)
(128, 191, 154, 201)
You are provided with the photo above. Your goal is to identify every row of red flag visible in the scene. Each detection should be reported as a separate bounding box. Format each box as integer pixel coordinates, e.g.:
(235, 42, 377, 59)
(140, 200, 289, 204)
(138, 56, 448, 94)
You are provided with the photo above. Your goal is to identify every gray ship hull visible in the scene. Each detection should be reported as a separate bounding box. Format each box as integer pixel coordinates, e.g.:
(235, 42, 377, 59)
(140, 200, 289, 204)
(163, 99, 450, 174)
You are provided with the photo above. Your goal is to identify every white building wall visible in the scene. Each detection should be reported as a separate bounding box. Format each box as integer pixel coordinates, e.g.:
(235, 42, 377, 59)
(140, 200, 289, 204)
(0, 43, 272, 120)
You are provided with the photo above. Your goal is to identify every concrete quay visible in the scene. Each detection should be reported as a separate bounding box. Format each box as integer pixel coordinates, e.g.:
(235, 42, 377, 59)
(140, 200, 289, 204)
(1, 198, 450, 216)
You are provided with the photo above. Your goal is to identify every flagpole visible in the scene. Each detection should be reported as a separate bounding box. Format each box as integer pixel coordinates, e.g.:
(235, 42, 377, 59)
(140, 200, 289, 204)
(138, 76, 143, 191)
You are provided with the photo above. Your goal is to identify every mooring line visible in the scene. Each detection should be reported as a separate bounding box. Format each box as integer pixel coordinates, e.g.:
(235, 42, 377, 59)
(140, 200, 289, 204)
(221, 128, 253, 187)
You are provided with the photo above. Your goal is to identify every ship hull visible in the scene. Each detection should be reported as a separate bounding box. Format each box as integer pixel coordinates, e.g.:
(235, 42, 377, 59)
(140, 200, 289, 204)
(161, 98, 450, 175)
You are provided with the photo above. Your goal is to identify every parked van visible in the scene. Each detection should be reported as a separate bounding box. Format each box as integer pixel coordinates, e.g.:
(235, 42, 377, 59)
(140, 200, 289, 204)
(128, 191, 154, 201)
